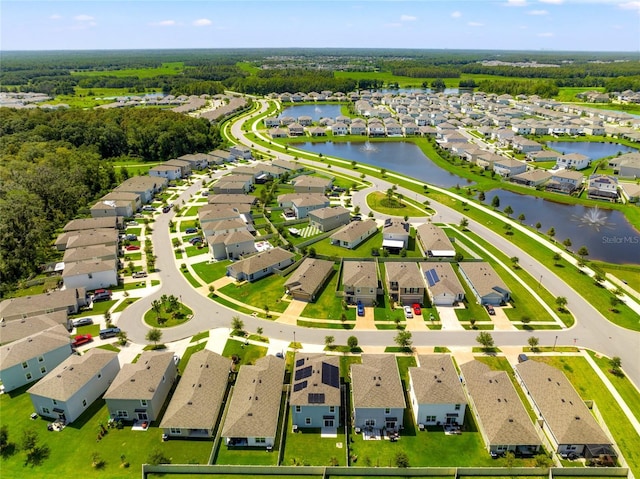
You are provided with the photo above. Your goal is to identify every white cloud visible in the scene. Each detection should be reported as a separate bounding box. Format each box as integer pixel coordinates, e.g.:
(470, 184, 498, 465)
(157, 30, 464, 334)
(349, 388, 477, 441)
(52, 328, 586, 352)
(193, 18, 212, 26)
(538, 32, 554, 36)
(400, 14, 417, 21)
(504, 0, 528, 6)
(50, 14, 62, 20)
(151, 20, 176, 27)
(74, 14, 94, 21)
(528, 9, 549, 14)
(468, 21, 484, 26)
(539, 0, 563, 3)
(619, 1, 640, 10)
(451, 11, 462, 18)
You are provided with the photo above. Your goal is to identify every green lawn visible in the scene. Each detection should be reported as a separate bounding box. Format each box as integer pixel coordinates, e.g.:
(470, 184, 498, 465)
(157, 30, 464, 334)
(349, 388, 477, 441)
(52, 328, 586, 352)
(340, 356, 362, 381)
(113, 297, 139, 313)
(179, 219, 199, 232)
(0, 387, 211, 479)
(143, 302, 193, 328)
(75, 324, 100, 336)
(594, 262, 640, 292)
(211, 294, 261, 317)
(312, 231, 383, 258)
(71, 62, 184, 78)
(192, 260, 232, 284)
(72, 299, 117, 318)
(283, 415, 346, 466)
(126, 227, 142, 236)
(301, 268, 356, 321)
(184, 245, 208, 257)
(183, 205, 200, 217)
(219, 274, 290, 313)
(181, 269, 202, 288)
(178, 342, 206, 374)
(366, 191, 427, 217)
(533, 356, 640, 476)
(190, 331, 210, 343)
(221, 338, 267, 367)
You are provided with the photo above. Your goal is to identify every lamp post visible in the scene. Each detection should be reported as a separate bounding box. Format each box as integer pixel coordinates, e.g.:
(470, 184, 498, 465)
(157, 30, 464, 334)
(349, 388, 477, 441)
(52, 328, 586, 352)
(293, 330, 296, 350)
(538, 275, 543, 288)
(553, 335, 558, 351)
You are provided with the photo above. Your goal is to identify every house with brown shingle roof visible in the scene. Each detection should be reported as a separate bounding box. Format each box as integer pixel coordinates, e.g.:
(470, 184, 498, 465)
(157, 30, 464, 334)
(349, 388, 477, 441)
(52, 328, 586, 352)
(55, 228, 119, 251)
(0, 313, 64, 346)
(226, 247, 295, 282)
(458, 262, 510, 306)
(385, 262, 425, 305)
(351, 355, 405, 432)
(62, 258, 119, 291)
(284, 258, 334, 302)
(208, 230, 256, 261)
(515, 360, 614, 458)
(0, 324, 72, 392)
(221, 355, 285, 447)
(382, 219, 410, 250)
(63, 217, 119, 232)
(160, 351, 231, 438)
(293, 175, 333, 194)
(460, 360, 541, 455)
(330, 219, 378, 250)
(308, 206, 351, 232)
(416, 223, 455, 257)
(419, 262, 464, 306)
(342, 261, 379, 306)
(104, 351, 177, 422)
(0, 287, 87, 321)
(63, 244, 118, 264)
(510, 169, 552, 187)
(291, 353, 341, 429)
(409, 355, 466, 428)
(28, 348, 120, 424)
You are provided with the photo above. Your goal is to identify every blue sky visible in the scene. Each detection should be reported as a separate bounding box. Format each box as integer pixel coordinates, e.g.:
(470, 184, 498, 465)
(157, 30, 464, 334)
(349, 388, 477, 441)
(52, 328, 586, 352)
(2, 0, 639, 52)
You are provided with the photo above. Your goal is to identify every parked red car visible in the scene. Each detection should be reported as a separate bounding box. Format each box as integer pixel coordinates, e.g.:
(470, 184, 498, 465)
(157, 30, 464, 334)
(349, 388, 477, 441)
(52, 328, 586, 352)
(125, 245, 140, 251)
(72, 334, 93, 347)
(412, 303, 422, 315)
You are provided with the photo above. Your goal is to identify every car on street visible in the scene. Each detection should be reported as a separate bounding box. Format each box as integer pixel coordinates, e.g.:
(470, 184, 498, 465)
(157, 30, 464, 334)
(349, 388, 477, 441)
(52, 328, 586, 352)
(125, 245, 140, 251)
(99, 327, 121, 339)
(485, 304, 496, 315)
(72, 317, 93, 327)
(357, 301, 365, 316)
(72, 334, 93, 347)
(412, 303, 421, 316)
(404, 305, 413, 318)
(132, 271, 148, 278)
(162, 205, 172, 213)
(142, 206, 156, 212)
(185, 228, 198, 234)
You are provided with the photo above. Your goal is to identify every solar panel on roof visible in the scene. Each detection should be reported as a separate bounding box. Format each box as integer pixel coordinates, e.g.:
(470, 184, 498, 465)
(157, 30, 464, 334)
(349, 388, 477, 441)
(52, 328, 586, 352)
(322, 363, 340, 388)
(295, 365, 312, 381)
(431, 269, 440, 283)
(295, 358, 305, 367)
(308, 393, 325, 404)
(426, 268, 440, 287)
(293, 381, 307, 392)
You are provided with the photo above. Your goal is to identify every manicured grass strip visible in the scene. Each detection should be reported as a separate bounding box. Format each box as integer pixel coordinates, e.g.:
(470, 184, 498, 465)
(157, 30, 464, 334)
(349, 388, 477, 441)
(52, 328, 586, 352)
(178, 342, 206, 374)
(113, 297, 139, 313)
(190, 331, 210, 343)
(301, 269, 356, 321)
(221, 338, 268, 367)
(192, 260, 231, 284)
(297, 319, 354, 329)
(311, 231, 383, 259)
(533, 356, 640, 476)
(210, 294, 257, 316)
(181, 269, 203, 288)
(96, 343, 120, 353)
(220, 274, 289, 313)
(75, 324, 100, 336)
(185, 245, 208, 257)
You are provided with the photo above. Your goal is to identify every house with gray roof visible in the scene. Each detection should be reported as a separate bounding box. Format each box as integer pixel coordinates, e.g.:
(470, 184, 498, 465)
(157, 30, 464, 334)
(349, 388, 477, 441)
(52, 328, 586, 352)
(177, 153, 211, 170)
(409, 355, 467, 428)
(208, 194, 257, 206)
(385, 262, 425, 306)
(160, 351, 231, 438)
(149, 164, 182, 181)
(308, 206, 351, 232)
(208, 230, 255, 261)
(28, 349, 120, 424)
(90, 198, 134, 218)
(293, 175, 333, 194)
(0, 288, 87, 321)
(351, 355, 405, 433)
(165, 159, 192, 177)
(63, 244, 118, 264)
(272, 158, 302, 172)
(511, 169, 552, 187)
(461, 360, 541, 455)
(515, 360, 614, 458)
(62, 258, 118, 291)
(0, 324, 72, 392)
(0, 314, 63, 346)
(419, 262, 465, 306)
(291, 353, 341, 430)
(114, 175, 167, 203)
(546, 170, 584, 194)
(208, 149, 234, 164)
(55, 228, 119, 251)
(221, 355, 285, 447)
(556, 153, 590, 171)
(63, 217, 119, 232)
(230, 145, 252, 160)
(416, 223, 455, 257)
(493, 158, 527, 178)
(104, 351, 177, 422)
(330, 219, 378, 250)
(342, 261, 379, 306)
(458, 262, 510, 306)
(284, 258, 334, 302)
(226, 247, 295, 282)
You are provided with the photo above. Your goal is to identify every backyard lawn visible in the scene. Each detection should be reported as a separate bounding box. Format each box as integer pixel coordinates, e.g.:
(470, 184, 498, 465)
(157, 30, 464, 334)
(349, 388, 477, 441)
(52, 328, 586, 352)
(221, 338, 268, 367)
(301, 268, 356, 322)
(0, 388, 212, 479)
(282, 415, 347, 466)
(219, 274, 290, 313)
(191, 259, 231, 284)
(311, 231, 383, 259)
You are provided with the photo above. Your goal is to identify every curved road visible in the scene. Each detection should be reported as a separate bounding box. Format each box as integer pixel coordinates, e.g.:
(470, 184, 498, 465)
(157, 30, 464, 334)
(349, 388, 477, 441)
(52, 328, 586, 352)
(119, 98, 640, 389)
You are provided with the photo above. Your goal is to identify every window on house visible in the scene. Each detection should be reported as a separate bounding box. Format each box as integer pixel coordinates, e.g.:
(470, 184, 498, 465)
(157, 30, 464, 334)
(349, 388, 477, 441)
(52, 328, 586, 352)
(22, 362, 28, 369)
(497, 445, 507, 451)
(305, 417, 311, 425)
(365, 419, 375, 427)
(385, 408, 391, 414)
(426, 416, 436, 422)
(82, 399, 87, 407)
(40, 366, 46, 374)
(116, 410, 128, 418)
(38, 356, 44, 363)
(455, 404, 461, 410)
(140, 400, 148, 407)
(170, 428, 181, 435)
(295, 406, 301, 413)
(329, 406, 335, 413)
(97, 373, 101, 379)
(42, 407, 50, 414)
(53, 400, 57, 405)
(25, 373, 32, 380)
(255, 437, 266, 444)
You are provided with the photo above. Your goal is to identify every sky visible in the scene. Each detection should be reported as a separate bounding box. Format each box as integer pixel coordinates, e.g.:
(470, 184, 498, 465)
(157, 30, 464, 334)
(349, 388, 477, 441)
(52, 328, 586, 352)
(1, 0, 639, 52)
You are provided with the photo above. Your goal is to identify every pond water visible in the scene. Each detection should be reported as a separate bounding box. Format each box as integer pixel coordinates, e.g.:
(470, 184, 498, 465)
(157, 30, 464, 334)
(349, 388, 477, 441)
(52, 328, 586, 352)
(484, 189, 640, 265)
(294, 141, 470, 188)
(279, 104, 343, 121)
(546, 141, 637, 160)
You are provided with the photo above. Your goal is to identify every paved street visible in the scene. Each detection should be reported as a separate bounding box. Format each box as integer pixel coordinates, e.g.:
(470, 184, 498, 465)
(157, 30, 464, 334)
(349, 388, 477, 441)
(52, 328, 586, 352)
(119, 98, 640, 390)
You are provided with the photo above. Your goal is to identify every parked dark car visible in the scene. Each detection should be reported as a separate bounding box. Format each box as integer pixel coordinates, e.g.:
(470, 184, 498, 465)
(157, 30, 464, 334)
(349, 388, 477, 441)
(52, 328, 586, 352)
(99, 327, 121, 339)
(72, 317, 93, 327)
(485, 304, 496, 315)
(162, 205, 171, 213)
(189, 237, 203, 245)
(185, 228, 198, 234)
(92, 289, 112, 302)
(357, 301, 365, 317)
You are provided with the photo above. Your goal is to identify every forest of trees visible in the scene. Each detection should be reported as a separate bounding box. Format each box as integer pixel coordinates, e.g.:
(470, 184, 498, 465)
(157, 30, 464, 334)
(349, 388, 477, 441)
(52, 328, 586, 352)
(0, 108, 222, 291)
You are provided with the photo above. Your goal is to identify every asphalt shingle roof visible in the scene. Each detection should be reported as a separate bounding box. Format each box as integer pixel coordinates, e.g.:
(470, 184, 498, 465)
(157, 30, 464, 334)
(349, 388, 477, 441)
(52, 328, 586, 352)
(104, 351, 174, 400)
(351, 354, 405, 409)
(410, 355, 466, 405)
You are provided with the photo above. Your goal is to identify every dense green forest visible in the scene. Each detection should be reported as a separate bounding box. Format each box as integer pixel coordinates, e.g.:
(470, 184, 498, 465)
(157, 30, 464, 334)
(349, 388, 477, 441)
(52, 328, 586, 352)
(0, 108, 222, 291)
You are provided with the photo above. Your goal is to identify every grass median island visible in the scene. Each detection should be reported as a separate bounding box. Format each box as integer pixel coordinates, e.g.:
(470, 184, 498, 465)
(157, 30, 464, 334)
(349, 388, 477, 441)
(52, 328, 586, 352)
(144, 300, 193, 328)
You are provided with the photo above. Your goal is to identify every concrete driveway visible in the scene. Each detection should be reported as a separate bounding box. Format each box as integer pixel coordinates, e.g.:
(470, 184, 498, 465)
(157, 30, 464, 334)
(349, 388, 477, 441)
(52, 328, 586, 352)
(437, 306, 465, 331)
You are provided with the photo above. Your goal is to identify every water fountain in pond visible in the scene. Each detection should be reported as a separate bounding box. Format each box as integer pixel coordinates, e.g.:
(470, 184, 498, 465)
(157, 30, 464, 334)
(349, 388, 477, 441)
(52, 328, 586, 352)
(571, 206, 616, 232)
(360, 142, 378, 152)
(314, 106, 322, 113)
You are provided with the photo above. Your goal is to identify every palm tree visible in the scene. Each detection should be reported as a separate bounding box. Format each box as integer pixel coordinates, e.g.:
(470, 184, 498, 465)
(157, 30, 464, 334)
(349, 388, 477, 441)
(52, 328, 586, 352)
(151, 300, 162, 320)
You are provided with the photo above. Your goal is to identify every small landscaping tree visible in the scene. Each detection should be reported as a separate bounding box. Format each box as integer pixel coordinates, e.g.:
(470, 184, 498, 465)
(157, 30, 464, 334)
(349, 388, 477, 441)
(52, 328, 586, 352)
(395, 451, 410, 468)
(535, 221, 541, 232)
(263, 304, 270, 318)
(534, 454, 552, 468)
(459, 217, 469, 230)
(117, 330, 128, 346)
(547, 227, 555, 240)
(454, 252, 464, 262)
(231, 315, 244, 334)
(510, 256, 519, 269)
(257, 327, 263, 336)
(491, 195, 500, 209)
(577, 245, 589, 264)
(478, 191, 486, 202)
(609, 356, 623, 376)
(553, 252, 562, 266)
(517, 213, 525, 224)
(555, 296, 568, 311)
(394, 331, 413, 349)
(146, 328, 163, 347)
(347, 335, 359, 350)
(21, 429, 49, 466)
(563, 238, 572, 250)
(609, 295, 622, 312)
(528, 336, 540, 351)
(325, 335, 335, 349)
(147, 449, 171, 466)
(476, 331, 494, 350)
(503, 205, 513, 217)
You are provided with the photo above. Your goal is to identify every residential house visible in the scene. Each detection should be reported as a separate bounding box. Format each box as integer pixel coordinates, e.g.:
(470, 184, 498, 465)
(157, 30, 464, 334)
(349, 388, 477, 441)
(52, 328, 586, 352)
(104, 351, 177, 422)
(332, 122, 349, 136)
(351, 355, 405, 432)
(284, 258, 334, 302)
(512, 137, 542, 153)
(385, 262, 425, 306)
(613, 153, 640, 178)
(63, 244, 118, 264)
(458, 262, 510, 305)
(272, 158, 303, 172)
(264, 117, 280, 128)
(269, 127, 288, 139)
(0, 288, 87, 321)
(62, 258, 119, 291)
(546, 170, 584, 194)
(350, 122, 367, 135)
(213, 177, 253, 195)
(63, 217, 119, 232)
(0, 314, 64, 345)
(515, 360, 614, 458)
(293, 176, 333, 194)
(382, 219, 410, 251)
(177, 153, 210, 170)
(493, 158, 527, 178)
(101, 191, 142, 212)
(55, 228, 119, 252)
(341, 261, 379, 306)
(208, 230, 256, 261)
(527, 150, 560, 163)
(416, 223, 455, 257)
(89, 199, 133, 220)
(510, 169, 552, 187)
(149, 164, 182, 181)
(160, 351, 231, 438)
(308, 206, 351, 232)
(291, 195, 330, 219)
(460, 360, 541, 455)
(309, 126, 327, 137)
(221, 355, 285, 447)
(587, 174, 619, 201)
(420, 262, 465, 306)
(114, 175, 167, 204)
(477, 153, 505, 170)
(556, 153, 590, 171)
(0, 325, 72, 392)
(288, 123, 305, 136)
(226, 247, 295, 282)
(28, 349, 120, 424)
(620, 182, 640, 203)
(230, 145, 252, 160)
(330, 220, 378, 250)
(208, 149, 235, 164)
(290, 353, 341, 429)
(208, 194, 257, 207)
(409, 355, 467, 427)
